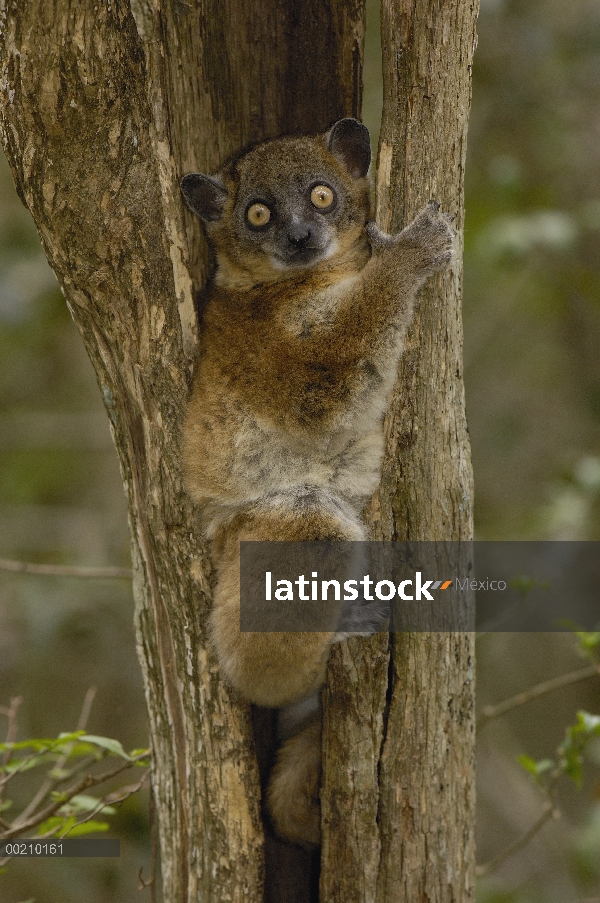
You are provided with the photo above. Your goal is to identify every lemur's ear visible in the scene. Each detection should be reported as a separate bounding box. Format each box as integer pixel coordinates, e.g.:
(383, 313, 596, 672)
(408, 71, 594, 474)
(181, 173, 228, 221)
(327, 118, 371, 179)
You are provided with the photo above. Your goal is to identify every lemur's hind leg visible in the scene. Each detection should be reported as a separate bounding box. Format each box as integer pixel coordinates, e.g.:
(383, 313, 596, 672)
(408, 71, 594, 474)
(210, 486, 365, 707)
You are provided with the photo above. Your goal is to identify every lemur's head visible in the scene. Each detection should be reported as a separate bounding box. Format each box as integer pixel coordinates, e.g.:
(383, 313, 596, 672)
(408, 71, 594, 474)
(181, 119, 372, 287)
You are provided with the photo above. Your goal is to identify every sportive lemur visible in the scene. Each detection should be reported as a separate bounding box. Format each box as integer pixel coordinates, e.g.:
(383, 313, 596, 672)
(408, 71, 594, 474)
(180, 118, 454, 847)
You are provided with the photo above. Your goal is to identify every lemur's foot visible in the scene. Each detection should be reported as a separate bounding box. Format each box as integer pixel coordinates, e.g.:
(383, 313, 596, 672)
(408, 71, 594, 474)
(334, 594, 390, 639)
(366, 201, 454, 273)
(399, 200, 455, 271)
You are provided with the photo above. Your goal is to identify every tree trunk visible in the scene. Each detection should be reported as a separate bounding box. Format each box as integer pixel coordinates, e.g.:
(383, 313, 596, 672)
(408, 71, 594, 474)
(320, 1, 478, 901)
(0, 0, 477, 900)
(0, 1, 364, 901)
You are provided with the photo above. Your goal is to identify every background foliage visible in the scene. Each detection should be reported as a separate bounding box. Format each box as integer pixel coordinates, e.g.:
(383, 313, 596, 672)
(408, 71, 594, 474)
(0, 0, 599, 900)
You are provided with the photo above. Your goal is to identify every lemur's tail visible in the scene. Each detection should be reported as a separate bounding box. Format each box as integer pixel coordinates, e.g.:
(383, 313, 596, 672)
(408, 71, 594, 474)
(268, 695, 322, 848)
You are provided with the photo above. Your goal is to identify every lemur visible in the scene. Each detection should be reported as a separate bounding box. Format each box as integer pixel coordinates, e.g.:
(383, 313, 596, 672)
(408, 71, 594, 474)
(181, 118, 453, 846)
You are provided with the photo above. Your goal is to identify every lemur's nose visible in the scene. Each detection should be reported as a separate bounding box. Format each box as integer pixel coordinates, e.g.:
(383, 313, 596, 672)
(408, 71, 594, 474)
(287, 227, 311, 247)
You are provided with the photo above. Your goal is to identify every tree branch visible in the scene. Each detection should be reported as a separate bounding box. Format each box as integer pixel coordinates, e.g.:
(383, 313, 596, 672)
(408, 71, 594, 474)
(13, 687, 98, 827)
(0, 697, 22, 807)
(1, 751, 149, 841)
(50, 769, 150, 839)
(478, 664, 600, 730)
(0, 558, 132, 580)
(476, 801, 557, 878)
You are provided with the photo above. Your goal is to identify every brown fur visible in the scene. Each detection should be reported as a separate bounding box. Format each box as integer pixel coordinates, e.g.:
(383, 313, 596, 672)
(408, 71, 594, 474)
(267, 719, 322, 848)
(181, 119, 454, 846)
(210, 491, 364, 707)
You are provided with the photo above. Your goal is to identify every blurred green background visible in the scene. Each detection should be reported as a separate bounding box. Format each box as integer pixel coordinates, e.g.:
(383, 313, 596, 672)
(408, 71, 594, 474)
(1, 0, 600, 900)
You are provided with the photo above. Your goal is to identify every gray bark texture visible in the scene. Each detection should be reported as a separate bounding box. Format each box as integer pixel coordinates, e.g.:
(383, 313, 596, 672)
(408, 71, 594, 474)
(321, 3, 478, 901)
(0, 0, 477, 901)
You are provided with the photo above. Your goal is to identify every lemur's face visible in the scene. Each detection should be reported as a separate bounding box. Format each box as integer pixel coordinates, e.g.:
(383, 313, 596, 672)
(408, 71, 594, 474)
(230, 159, 346, 270)
(181, 120, 372, 286)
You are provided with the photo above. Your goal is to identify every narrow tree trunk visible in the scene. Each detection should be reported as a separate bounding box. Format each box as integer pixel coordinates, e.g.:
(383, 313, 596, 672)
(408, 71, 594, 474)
(320, 2, 478, 901)
(0, 1, 364, 901)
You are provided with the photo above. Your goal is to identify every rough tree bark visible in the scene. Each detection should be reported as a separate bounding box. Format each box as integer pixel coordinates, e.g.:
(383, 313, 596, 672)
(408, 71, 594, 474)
(320, 2, 478, 901)
(0, 0, 477, 901)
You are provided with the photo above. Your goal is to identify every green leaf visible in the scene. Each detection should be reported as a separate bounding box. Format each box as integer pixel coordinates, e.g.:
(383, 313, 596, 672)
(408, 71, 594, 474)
(576, 631, 600, 651)
(579, 711, 600, 734)
(46, 792, 116, 818)
(37, 815, 111, 838)
(65, 820, 110, 837)
(559, 625, 600, 658)
(2, 754, 51, 774)
(518, 754, 554, 781)
(79, 735, 131, 760)
(0, 739, 52, 752)
(66, 742, 102, 759)
(562, 754, 583, 786)
(0, 732, 84, 754)
(129, 747, 151, 764)
(65, 794, 116, 815)
(36, 815, 74, 836)
(518, 754, 539, 775)
(556, 712, 600, 787)
(49, 767, 74, 781)
(0, 799, 13, 812)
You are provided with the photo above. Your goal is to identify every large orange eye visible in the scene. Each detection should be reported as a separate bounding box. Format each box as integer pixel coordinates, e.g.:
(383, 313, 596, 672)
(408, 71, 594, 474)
(310, 185, 334, 209)
(246, 203, 271, 227)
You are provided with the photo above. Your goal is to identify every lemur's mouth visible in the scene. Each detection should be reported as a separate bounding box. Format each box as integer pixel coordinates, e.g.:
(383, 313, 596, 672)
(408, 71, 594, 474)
(271, 240, 336, 269)
(289, 246, 320, 258)
(278, 246, 325, 267)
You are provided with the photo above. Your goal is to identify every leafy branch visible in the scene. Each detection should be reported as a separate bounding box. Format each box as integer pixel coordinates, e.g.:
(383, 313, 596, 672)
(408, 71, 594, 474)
(478, 710, 600, 877)
(0, 691, 150, 870)
(477, 631, 600, 877)
(479, 630, 600, 731)
(477, 662, 600, 730)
